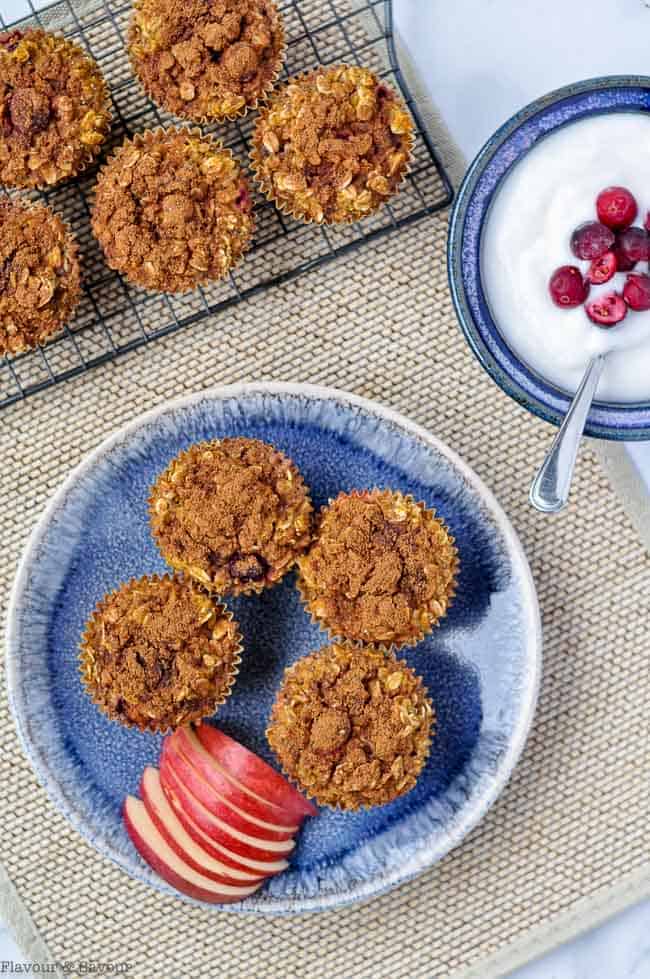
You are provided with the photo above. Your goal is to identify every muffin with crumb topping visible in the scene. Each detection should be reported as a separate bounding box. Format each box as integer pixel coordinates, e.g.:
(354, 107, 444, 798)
(91, 127, 254, 293)
(0, 198, 81, 355)
(297, 489, 458, 648)
(128, 0, 285, 123)
(267, 642, 434, 810)
(149, 436, 313, 595)
(251, 64, 414, 224)
(0, 28, 111, 188)
(80, 574, 242, 732)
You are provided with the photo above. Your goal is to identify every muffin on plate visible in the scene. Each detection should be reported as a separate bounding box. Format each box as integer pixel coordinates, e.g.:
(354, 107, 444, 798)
(0, 28, 111, 188)
(267, 642, 434, 810)
(128, 0, 285, 124)
(91, 127, 254, 293)
(297, 489, 458, 648)
(149, 436, 313, 595)
(80, 574, 241, 732)
(251, 64, 414, 224)
(0, 198, 81, 356)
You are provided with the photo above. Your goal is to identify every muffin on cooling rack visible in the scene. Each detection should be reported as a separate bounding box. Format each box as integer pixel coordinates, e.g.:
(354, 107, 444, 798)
(297, 489, 458, 648)
(267, 642, 434, 810)
(128, 0, 285, 124)
(80, 574, 242, 732)
(251, 64, 415, 224)
(149, 437, 313, 595)
(0, 198, 81, 356)
(0, 28, 111, 189)
(91, 127, 254, 293)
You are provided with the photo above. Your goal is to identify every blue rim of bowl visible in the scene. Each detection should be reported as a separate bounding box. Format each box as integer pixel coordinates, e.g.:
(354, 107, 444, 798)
(448, 75, 650, 441)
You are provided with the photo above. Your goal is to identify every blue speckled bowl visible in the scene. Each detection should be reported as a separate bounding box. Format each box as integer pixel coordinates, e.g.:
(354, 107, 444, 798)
(6, 383, 541, 913)
(448, 75, 650, 440)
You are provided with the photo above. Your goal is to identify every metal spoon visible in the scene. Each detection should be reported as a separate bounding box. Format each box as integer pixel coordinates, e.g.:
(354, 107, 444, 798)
(529, 353, 606, 513)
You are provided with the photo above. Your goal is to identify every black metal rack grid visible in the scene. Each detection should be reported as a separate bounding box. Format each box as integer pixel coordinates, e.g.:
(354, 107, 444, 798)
(0, 0, 453, 409)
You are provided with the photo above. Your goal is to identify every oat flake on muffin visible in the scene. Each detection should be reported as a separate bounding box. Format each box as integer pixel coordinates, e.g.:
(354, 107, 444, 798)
(267, 642, 434, 810)
(128, 0, 285, 123)
(297, 489, 458, 648)
(149, 437, 313, 595)
(80, 574, 242, 732)
(91, 127, 254, 293)
(0, 29, 111, 189)
(0, 198, 81, 356)
(251, 64, 414, 224)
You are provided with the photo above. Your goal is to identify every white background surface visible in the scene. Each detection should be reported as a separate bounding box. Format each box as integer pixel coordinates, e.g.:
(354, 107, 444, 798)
(0, 0, 648, 975)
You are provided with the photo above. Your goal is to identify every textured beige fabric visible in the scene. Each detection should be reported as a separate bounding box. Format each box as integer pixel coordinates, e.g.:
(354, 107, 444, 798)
(1, 213, 650, 979)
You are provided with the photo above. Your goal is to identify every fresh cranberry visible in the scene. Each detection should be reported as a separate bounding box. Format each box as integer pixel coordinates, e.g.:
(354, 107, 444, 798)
(623, 273, 650, 311)
(570, 221, 615, 260)
(586, 250, 617, 285)
(596, 186, 638, 230)
(548, 265, 589, 308)
(614, 226, 649, 267)
(585, 293, 628, 327)
(645, 211, 650, 233)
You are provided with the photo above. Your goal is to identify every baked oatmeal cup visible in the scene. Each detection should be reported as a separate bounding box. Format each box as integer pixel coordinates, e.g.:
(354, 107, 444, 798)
(149, 437, 313, 595)
(0, 28, 111, 188)
(80, 573, 242, 732)
(297, 489, 458, 648)
(128, 0, 285, 123)
(91, 127, 254, 293)
(251, 64, 415, 224)
(267, 642, 434, 810)
(0, 198, 81, 356)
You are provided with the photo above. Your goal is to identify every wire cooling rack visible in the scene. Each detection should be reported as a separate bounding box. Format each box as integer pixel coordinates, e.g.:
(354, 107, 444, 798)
(0, 0, 453, 408)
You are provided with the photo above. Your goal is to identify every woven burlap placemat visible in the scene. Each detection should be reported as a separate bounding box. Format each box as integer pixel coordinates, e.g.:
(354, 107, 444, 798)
(1, 209, 649, 978)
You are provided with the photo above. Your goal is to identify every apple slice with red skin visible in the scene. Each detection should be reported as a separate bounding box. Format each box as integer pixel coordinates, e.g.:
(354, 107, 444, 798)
(162, 737, 295, 842)
(140, 766, 265, 887)
(123, 796, 263, 904)
(195, 723, 318, 821)
(162, 773, 289, 877)
(172, 727, 300, 830)
(160, 756, 294, 864)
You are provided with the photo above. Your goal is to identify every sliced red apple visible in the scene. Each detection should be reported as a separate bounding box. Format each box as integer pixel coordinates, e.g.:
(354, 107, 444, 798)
(160, 757, 294, 864)
(162, 738, 295, 842)
(195, 723, 318, 821)
(123, 796, 263, 904)
(172, 727, 300, 830)
(140, 767, 265, 887)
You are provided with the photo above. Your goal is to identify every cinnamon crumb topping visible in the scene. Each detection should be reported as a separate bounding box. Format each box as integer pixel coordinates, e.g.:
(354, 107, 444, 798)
(298, 489, 458, 647)
(267, 642, 433, 810)
(251, 64, 414, 224)
(149, 437, 313, 595)
(129, 0, 285, 122)
(80, 574, 241, 732)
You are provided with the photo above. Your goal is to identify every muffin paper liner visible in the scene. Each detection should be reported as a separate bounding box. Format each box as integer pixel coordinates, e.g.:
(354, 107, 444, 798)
(265, 643, 434, 812)
(127, 0, 286, 127)
(296, 487, 459, 652)
(0, 197, 82, 357)
(0, 29, 112, 190)
(79, 572, 243, 734)
(250, 66, 416, 227)
(90, 126, 255, 295)
(147, 439, 314, 597)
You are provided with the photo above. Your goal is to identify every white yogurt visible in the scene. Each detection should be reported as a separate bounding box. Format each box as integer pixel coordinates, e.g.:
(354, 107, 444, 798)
(482, 113, 650, 403)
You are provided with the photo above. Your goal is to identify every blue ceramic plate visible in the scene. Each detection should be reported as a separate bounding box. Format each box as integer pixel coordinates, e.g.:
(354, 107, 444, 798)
(448, 75, 650, 440)
(6, 383, 541, 913)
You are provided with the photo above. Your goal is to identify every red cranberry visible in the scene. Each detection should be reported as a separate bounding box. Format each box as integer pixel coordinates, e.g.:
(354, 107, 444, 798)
(615, 226, 649, 267)
(645, 211, 650, 233)
(623, 273, 650, 311)
(570, 221, 615, 261)
(235, 184, 252, 212)
(586, 251, 617, 285)
(596, 186, 638, 230)
(585, 293, 628, 327)
(549, 266, 589, 308)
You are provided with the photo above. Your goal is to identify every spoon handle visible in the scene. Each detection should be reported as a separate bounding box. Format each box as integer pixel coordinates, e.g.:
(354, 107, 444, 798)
(529, 354, 606, 514)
